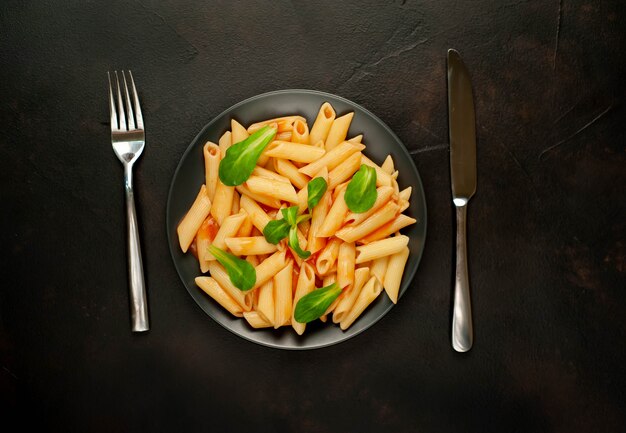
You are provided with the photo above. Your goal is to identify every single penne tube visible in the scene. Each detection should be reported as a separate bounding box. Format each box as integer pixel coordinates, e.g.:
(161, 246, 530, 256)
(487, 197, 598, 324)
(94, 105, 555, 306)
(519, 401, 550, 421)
(291, 262, 316, 334)
(264, 141, 325, 163)
(398, 186, 412, 202)
(333, 267, 370, 323)
(399, 199, 410, 213)
(307, 189, 332, 254)
(359, 214, 417, 244)
(336, 201, 400, 244)
(236, 184, 282, 209)
(207, 210, 247, 259)
(383, 247, 409, 303)
(218, 130, 232, 157)
(239, 194, 272, 232)
(256, 279, 274, 325)
(340, 276, 383, 330)
(273, 260, 293, 328)
(309, 102, 336, 146)
(252, 166, 291, 184)
(327, 151, 362, 190)
(196, 216, 218, 273)
(203, 141, 220, 201)
(369, 256, 389, 286)
(247, 115, 305, 134)
(224, 236, 278, 256)
(245, 175, 299, 204)
(231, 190, 240, 214)
(291, 118, 309, 144)
(252, 250, 288, 290)
(236, 214, 254, 237)
(317, 187, 349, 237)
(296, 187, 308, 214)
(177, 184, 212, 253)
(337, 241, 356, 291)
(381, 155, 395, 174)
(361, 155, 392, 187)
(344, 186, 395, 226)
(207, 261, 253, 311)
(231, 119, 249, 144)
(195, 277, 243, 317)
(243, 311, 273, 328)
(316, 237, 342, 276)
(325, 112, 354, 151)
(298, 141, 365, 177)
(355, 235, 409, 264)
(210, 181, 234, 226)
(273, 158, 310, 190)
(347, 134, 363, 143)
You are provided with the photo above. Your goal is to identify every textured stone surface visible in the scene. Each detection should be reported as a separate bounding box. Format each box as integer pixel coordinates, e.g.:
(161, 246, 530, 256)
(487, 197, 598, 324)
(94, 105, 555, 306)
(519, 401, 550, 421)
(1, 0, 624, 432)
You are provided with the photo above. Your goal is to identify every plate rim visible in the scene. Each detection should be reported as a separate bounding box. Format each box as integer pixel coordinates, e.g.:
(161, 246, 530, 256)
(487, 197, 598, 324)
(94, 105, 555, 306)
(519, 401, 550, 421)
(166, 88, 428, 350)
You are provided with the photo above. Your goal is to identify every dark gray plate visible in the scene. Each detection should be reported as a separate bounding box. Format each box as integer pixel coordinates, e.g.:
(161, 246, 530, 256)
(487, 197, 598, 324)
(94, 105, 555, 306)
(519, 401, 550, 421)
(166, 89, 427, 350)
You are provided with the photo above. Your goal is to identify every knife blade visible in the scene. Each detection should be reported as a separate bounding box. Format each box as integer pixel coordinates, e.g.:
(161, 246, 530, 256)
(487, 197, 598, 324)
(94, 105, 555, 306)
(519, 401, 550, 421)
(447, 49, 476, 352)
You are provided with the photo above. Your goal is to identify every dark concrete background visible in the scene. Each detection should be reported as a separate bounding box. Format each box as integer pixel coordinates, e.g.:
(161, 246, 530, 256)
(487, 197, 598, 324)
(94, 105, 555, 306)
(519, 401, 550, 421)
(1, 1, 624, 432)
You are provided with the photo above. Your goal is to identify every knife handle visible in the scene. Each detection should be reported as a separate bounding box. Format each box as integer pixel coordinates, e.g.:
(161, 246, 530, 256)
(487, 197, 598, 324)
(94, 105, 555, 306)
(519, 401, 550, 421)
(452, 204, 473, 352)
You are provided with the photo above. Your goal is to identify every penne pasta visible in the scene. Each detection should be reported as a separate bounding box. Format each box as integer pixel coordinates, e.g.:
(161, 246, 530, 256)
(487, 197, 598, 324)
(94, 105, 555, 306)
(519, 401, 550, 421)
(264, 141, 325, 163)
(207, 262, 252, 311)
(207, 210, 247, 259)
(177, 184, 212, 253)
(359, 214, 417, 244)
(344, 186, 395, 226)
(291, 118, 309, 144)
(210, 181, 235, 226)
(273, 158, 310, 190)
(273, 260, 293, 328)
(355, 235, 409, 264)
(231, 119, 249, 144)
(325, 112, 354, 151)
(316, 237, 342, 276)
(224, 236, 278, 256)
(178, 102, 418, 336)
(291, 262, 316, 334)
(256, 279, 274, 326)
(336, 201, 400, 244)
(243, 311, 273, 328)
(383, 247, 409, 303)
(340, 276, 383, 330)
(252, 250, 288, 290)
(298, 141, 365, 177)
(203, 141, 220, 201)
(195, 277, 243, 317)
(317, 187, 349, 238)
(245, 175, 299, 204)
(218, 130, 232, 157)
(332, 267, 370, 324)
(309, 102, 336, 146)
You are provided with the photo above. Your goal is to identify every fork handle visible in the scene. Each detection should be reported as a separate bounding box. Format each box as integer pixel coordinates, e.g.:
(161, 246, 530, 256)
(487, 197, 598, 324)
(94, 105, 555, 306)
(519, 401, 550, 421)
(124, 165, 149, 332)
(452, 204, 472, 352)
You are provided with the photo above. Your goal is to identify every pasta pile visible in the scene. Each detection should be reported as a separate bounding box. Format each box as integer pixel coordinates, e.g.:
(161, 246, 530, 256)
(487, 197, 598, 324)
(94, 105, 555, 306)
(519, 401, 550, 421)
(177, 102, 416, 334)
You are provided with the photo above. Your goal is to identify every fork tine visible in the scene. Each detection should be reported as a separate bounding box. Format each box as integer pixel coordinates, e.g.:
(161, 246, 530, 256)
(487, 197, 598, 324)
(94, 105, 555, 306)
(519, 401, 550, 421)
(107, 72, 119, 131)
(127, 71, 144, 130)
(121, 71, 136, 130)
(114, 71, 127, 131)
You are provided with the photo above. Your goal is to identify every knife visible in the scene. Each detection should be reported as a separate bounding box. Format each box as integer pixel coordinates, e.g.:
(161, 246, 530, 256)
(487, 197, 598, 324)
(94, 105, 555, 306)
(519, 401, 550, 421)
(447, 49, 476, 352)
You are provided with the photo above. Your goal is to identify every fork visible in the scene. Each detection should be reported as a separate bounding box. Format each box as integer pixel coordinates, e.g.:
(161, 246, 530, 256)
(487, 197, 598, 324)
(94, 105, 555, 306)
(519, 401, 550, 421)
(108, 70, 149, 332)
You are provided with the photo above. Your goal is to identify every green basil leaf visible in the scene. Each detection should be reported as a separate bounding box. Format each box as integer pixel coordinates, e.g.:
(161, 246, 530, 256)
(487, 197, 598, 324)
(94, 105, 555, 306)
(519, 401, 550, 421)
(289, 225, 311, 260)
(344, 164, 377, 213)
(295, 214, 311, 225)
(281, 206, 299, 227)
(208, 245, 256, 291)
(307, 177, 327, 209)
(294, 283, 342, 323)
(262, 218, 291, 244)
(218, 125, 276, 186)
